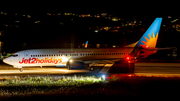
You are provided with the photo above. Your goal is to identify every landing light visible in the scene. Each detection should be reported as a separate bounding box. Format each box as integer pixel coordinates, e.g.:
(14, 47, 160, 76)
(102, 75, 106, 80)
(102, 75, 105, 78)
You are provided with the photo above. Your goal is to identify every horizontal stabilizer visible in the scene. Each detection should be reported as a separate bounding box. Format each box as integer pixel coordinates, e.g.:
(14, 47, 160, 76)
(124, 41, 138, 47)
(147, 47, 176, 51)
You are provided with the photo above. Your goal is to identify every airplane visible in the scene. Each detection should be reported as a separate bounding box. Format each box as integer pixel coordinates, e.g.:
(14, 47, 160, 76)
(3, 18, 162, 72)
(84, 41, 88, 48)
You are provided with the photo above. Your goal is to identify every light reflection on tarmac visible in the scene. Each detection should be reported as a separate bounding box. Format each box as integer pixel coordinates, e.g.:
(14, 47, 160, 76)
(1, 62, 180, 77)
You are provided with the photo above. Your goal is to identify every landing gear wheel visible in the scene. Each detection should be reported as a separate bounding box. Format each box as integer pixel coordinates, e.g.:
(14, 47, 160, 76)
(67, 65, 70, 70)
(20, 68, 23, 72)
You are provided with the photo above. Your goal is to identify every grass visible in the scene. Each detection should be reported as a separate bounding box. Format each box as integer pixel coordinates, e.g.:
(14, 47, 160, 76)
(0, 75, 103, 87)
(1, 75, 180, 100)
(0, 75, 104, 100)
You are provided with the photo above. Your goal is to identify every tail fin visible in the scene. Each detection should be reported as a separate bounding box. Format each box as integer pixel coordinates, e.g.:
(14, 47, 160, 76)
(84, 41, 88, 48)
(135, 18, 162, 48)
(130, 18, 162, 58)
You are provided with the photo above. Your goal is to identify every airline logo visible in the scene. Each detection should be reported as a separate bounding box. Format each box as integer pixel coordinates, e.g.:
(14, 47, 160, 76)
(19, 57, 62, 64)
(136, 18, 162, 48)
(140, 32, 158, 48)
(84, 41, 88, 48)
(84, 44, 88, 48)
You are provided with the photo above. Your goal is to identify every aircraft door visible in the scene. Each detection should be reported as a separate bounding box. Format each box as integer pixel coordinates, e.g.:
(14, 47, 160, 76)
(24, 51, 29, 58)
(24, 51, 29, 66)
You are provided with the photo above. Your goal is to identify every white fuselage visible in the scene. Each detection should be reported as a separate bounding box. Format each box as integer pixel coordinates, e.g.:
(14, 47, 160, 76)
(3, 47, 134, 67)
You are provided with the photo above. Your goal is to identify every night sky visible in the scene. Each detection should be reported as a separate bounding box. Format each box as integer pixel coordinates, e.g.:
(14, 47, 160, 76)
(0, 5, 178, 59)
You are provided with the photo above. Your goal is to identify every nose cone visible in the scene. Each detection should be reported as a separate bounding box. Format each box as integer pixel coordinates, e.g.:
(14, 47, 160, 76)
(3, 57, 11, 64)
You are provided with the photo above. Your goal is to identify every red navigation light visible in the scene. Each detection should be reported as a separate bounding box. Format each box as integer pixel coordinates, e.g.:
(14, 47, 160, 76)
(126, 56, 130, 60)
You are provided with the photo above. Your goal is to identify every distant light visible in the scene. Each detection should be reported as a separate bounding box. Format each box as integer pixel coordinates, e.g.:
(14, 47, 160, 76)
(96, 44, 100, 48)
(168, 16, 172, 18)
(23, 14, 25, 16)
(94, 30, 98, 33)
(112, 18, 118, 21)
(15, 21, 19, 23)
(60, 22, 63, 25)
(27, 15, 31, 18)
(113, 45, 116, 48)
(35, 21, 41, 23)
(128, 74, 132, 77)
(97, 15, 100, 18)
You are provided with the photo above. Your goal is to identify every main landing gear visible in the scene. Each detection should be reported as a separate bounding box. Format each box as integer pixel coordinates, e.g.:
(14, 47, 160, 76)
(13, 66, 23, 72)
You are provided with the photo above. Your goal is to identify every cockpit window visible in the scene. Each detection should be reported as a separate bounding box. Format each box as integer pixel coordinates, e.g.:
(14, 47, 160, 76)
(10, 54, 18, 57)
